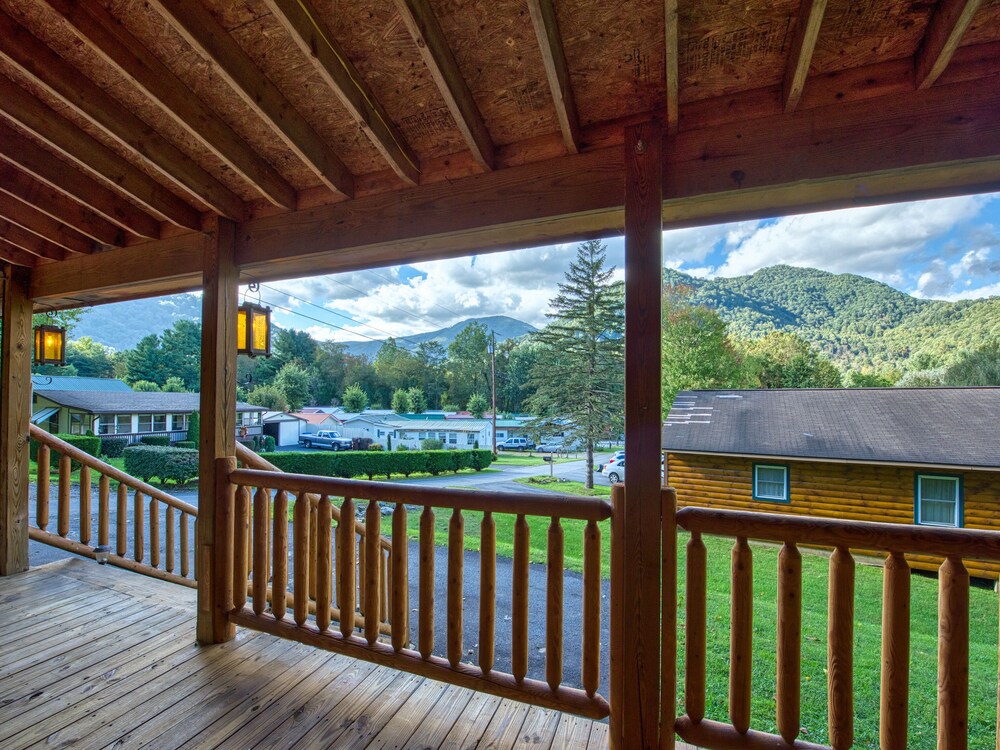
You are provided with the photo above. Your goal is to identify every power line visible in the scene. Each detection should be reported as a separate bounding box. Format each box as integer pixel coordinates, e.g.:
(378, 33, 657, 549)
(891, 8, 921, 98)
(259, 282, 405, 342)
(363, 268, 465, 320)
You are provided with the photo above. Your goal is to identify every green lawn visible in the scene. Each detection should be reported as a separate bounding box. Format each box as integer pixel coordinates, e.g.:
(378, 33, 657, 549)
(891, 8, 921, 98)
(491, 453, 579, 466)
(29, 457, 126, 485)
(514, 475, 611, 497)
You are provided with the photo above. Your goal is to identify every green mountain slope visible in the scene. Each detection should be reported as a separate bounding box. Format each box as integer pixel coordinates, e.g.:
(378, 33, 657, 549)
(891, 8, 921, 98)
(664, 265, 999, 370)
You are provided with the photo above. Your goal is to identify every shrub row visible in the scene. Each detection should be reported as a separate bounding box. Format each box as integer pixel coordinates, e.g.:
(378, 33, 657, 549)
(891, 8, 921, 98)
(263, 449, 494, 480)
(30, 433, 101, 470)
(140, 435, 171, 446)
(100, 436, 129, 458)
(123, 445, 199, 485)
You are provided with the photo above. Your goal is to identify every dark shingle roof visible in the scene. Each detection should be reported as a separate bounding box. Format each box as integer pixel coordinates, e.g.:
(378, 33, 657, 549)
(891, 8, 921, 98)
(664, 388, 1000, 470)
(40, 391, 264, 415)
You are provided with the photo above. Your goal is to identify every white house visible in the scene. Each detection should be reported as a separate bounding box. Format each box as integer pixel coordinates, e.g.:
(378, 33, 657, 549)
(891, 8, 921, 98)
(289, 411, 343, 434)
(338, 414, 393, 444)
(390, 418, 492, 450)
(262, 411, 308, 447)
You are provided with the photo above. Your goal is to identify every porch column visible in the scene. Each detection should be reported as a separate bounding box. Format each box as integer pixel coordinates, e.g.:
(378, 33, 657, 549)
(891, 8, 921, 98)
(614, 120, 664, 748)
(0, 266, 32, 576)
(196, 217, 238, 644)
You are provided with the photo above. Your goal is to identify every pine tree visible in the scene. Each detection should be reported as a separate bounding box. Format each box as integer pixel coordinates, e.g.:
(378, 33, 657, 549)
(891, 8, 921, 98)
(342, 383, 369, 412)
(527, 240, 624, 487)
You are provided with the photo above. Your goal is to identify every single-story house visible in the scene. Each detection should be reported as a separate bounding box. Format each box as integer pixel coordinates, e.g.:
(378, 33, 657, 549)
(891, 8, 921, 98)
(337, 414, 394, 444)
(663, 387, 1000, 577)
(262, 411, 308, 447)
(290, 411, 343, 434)
(391, 419, 492, 450)
(33, 389, 266, 445)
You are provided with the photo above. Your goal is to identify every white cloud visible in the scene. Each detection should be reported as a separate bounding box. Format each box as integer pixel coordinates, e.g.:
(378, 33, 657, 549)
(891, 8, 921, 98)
(714, 195, 990, 280)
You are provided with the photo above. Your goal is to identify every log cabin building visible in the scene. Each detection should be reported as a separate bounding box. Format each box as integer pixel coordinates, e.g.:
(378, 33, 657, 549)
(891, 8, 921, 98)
(1, 0, 1000, 747)
(664, 387, 1000, 577)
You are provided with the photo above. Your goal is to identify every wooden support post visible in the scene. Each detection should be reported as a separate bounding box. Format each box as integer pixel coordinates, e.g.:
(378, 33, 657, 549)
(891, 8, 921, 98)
(0, 266, 32, 576)
(613, 119, 663, 750)
(196, 217, 238, 645)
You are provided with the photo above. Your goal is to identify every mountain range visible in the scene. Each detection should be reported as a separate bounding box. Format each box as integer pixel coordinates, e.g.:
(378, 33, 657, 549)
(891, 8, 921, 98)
(69, 267, 997, 373)
(664, 265, 1000, 370)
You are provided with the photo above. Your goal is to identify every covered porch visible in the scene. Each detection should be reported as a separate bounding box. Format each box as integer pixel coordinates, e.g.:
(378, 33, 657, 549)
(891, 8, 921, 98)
(1, 0, 1000, 748)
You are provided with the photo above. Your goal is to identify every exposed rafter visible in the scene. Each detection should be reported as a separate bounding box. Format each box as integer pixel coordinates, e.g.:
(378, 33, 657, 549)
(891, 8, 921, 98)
(0, 197, 96, 255)
(42, 0, 297, 210)
(0, 76, 202, 230)
(0, 12, 244, 221)
(148, 0, 354, 199)
(0, 239, 40, 268)
(0, 219, 68, 261)
(263, 0, 421, 185)
(395, 0, 494, 171)
(783, 0, 829, 112)
(0, 163, 125, 246)
(0, 121, 161, 239)
(527, 0, 582, 153)
(664, 0, 679, 134)
(915, 0, 984, 88)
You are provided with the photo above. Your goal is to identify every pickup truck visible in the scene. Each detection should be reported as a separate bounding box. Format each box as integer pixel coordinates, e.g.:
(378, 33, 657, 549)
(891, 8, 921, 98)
(300, 430, 353, 451)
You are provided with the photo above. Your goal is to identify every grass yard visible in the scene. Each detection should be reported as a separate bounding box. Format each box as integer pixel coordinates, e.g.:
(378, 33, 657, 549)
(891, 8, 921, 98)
(491, 453, 579, 466)
(29, 457, 126, 485)
(514, 475, 611, 497)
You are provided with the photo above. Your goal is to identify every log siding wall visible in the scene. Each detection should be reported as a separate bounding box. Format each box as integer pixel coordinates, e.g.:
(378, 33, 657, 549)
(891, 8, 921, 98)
(666, 453, 1000, 578)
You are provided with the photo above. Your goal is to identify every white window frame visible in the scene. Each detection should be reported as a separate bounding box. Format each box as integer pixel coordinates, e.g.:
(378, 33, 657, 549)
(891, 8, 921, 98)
(915, 474, 961, 528)
(753, 463, 789, 503)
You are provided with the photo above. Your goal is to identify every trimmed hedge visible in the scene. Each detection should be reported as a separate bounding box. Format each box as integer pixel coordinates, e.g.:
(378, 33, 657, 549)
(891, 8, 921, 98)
(30, 433, 101, 470)
(140, 435, 171, 446)
(100, 436, 129, 458)
(123, 445, 199, 484)
(263, 449, 494, 480)
(174, 440, 196, 449)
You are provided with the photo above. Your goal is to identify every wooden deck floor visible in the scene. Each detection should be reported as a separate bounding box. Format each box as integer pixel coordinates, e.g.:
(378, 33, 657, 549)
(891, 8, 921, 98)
(0, 558, 610, 749)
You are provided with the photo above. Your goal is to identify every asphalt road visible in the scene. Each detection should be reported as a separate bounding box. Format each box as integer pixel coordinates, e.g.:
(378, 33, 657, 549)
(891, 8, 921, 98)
(27, 452, 618, 698)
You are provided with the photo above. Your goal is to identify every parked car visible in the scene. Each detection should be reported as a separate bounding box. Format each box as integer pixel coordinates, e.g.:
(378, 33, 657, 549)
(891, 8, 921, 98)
(602, 460, 624, 483)
(299, 430, 353, 450)
(537, 441, 563, 453)
(497, 436, 536, 451)
(596, 451, 625, 472)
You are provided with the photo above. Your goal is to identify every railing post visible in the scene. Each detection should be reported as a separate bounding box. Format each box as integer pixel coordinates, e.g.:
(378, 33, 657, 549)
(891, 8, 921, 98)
(614, 117, 663, 749)
(0, 265, 31, 576)
(196, 216, 238, 645)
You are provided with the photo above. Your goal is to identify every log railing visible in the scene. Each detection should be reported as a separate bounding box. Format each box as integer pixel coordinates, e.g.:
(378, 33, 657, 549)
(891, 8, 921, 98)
(27, 424, 197, 587)
(222, 463, 612, 719)
(674, 506, 1000, 750)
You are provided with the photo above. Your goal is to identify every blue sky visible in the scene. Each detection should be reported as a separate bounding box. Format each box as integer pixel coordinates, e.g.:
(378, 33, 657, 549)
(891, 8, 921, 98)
(264, 192, 1000, 342)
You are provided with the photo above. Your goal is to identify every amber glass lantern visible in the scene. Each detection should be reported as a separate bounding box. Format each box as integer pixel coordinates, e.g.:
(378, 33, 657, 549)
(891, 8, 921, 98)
(237, 302, 271, 358)
(33, 324, 66, 366)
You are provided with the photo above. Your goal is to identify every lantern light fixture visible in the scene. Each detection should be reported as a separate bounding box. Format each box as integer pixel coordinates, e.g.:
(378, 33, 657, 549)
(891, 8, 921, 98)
(33, 324, 66, 366)
(237, 282, 271, 358)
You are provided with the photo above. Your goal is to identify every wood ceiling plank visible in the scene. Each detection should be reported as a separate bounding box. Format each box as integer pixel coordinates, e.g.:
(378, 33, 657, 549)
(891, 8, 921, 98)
(42, 0, 297, 210)
(527, 0, 581, 153)
(664, 0, 679, 134)
(0, 121, 161, 239)
(148, 0, 354, 199)
(263, 0, 421, 185)
(0, 197, 96, 255)
(0, 11, 245, 221)
(0, 76, 203, 231)
(0, 240, 40, 268)
(783, 0, 829, 112)
(0, 163, 125, 246)
(0, 219, 68, 261)
(395, 0, 494, 170)
(915, 0, 985, 89)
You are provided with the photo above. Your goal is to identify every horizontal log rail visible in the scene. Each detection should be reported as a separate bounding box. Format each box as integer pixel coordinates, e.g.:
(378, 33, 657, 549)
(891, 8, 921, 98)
(224, 462, 611, 719)
(28, 425, 196, 587)
(674, 505, 997, 750)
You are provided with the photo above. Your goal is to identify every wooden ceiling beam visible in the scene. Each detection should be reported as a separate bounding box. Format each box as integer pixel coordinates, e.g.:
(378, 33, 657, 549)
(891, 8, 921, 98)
(915, 0, 984, 89)
(0, 163, 126, 246)
(148, 0, 354, 199)
(0, 121, 161, 239)
(0, 219, 68, 261)
(664, 0, 679, 134)
(395, 0, 494, 170)
(0, 76, 203, 231)
(0, 11, 245, 221)
(0, 197, 97, 255)
(527, 0, 582, 153)
(42, 0, 297, 211)
(783, 0, 829, 112)
(263, 0, 421, 185)
(0, 239, 40, 268)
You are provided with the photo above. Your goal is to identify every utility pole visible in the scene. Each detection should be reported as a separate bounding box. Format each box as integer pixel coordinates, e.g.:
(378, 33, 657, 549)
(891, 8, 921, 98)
(489, 331, 497, 453)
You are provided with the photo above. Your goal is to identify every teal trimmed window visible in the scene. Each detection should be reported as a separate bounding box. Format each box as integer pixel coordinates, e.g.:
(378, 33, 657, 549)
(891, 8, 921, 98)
(753, 463, 790, 503)
(915, 474, 962, 528)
